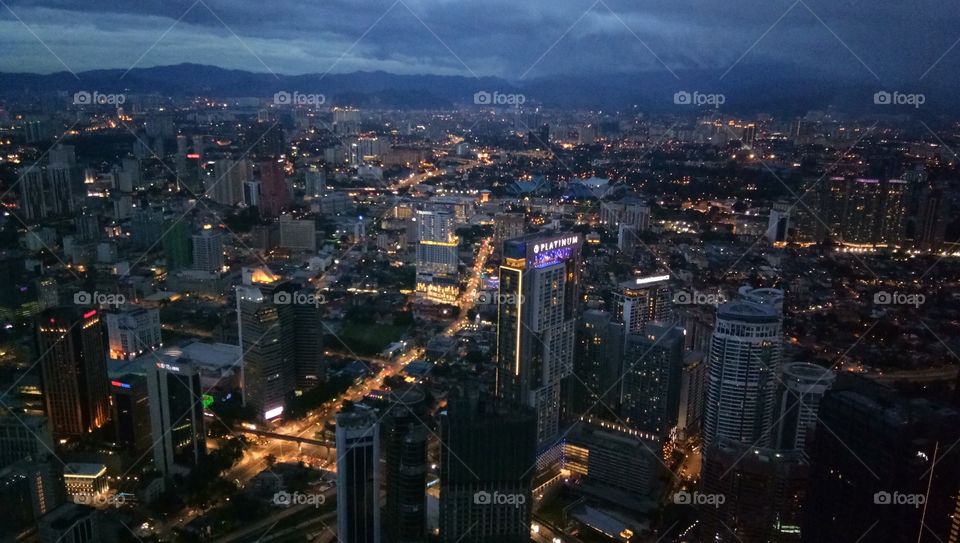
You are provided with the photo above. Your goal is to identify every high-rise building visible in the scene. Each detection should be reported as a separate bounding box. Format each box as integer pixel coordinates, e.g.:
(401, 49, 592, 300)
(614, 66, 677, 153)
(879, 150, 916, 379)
(613, 275, 672, 336)
(130, 208, 164, 250)
(496, 233, 582, 446)
(703, 300, 783, 447)
(770, 362, 835, 451)
(822, 176, 909, 247)
(19, 166, 47, 221)
(336, 411, 381, 543)
(305, 165, 326, 199)
(381, 387, 428, 543)
(913, 179, 948, 252)
(38, 503, 100, 543)
(36, 308, 110, 439)
(492, 212, 525, 254)
(415, 208, 459, 304)
(803, 376, 960, 543)
(0, 414, 54, 468)
(192, 227, 224, 273)
(621, 324, 685, 437)
(109, 374, 152, 457)
(45, 164, 74, 216)
(676, 351, 707, 440)
(700, 439, 808, 543)
(258, 160, 289, 218)
(570, 310, 624, 419)
(439, 391, 536, 543)
(147, 359, 206, 476)
(208, 158, 249, 206)
(162, 220, 192, 270)
(104, 306, 162, 360)
(278, 214, 317, 252)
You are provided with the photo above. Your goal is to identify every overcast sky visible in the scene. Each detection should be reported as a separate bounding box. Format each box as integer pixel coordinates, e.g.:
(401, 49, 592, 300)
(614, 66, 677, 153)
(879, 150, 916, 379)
(1, 0, 958, 84)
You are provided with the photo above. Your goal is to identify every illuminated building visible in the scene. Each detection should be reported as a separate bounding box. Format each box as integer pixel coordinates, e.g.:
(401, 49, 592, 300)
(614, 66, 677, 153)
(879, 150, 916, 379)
(493, 212, 525, 254)
(676, 351, 707, 440)
(439, 390, 535, 543)
(382, 387, 428, 543)
(703, 300, 782, 447)
(621, 324, 686, 437)
(336, 411, 381, 543)
(561, 418, 661, 498)
(62, 463, 107, 500)
(415, 208, 459, 304)
(147, 359, 206, 476)
(104, 306, 162, 361)
(495, 232, 581, 446)
(36, 308, 110, 439)
(570, 310, 624, 420)
(613, 275, 672, 336)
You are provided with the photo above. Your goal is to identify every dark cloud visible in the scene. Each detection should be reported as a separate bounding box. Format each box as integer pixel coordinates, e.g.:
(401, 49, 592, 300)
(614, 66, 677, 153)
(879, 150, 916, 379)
(1, 0, 958, 85)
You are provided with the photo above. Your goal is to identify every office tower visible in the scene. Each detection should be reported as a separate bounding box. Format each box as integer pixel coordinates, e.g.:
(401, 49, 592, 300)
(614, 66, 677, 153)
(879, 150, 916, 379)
(439, 391, 536, 543)
(192, 227, 224, 273)
(562, 419, 662, 498)
(162, 220, 192, 270)
(129, 208, 164, 250)
(621, 324, 685, 437)
(703, 300, 783, 447)
(496, 233, 581, 446)
(36, 308, 110, 439)
(19, 166, 46, 221)
(258, 160, 289, 218)
(913, 179, 947, 252)
(38, 503, 100, 543)
(570, 310, 624, 419)
(382, 387, 428, 543)
(292, 293, 325, 390)
(175, 134, 190, 188)
(305, 165, 326, 199)
(676, 351, 707, 440)
(803, 376, 960, 543)
(236, 271, 295, 419)
(0, 460, 62, 533)
(767, 201, 791, 243)
(770, 362, 835, 451)
(109, 374, 151, 456)
(336, 411, 381, 543)
(45, 164, 74, 216)
(248, 123, 285, 158)
(147, 359, 206, 476)
(415, 208, 459, 304)
(613, 275, 671, 336)
(104, 306, 162, 360)
(207, 158, 248, 206)
(278, 214, 317, 252)
(0, 414, 54, 468)
(700, 440, 808, 543)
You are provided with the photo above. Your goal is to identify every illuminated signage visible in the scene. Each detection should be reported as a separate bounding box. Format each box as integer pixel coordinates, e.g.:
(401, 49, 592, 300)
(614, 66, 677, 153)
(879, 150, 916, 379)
(156, 362, 181, 372)
(202, 394, 214, 409)
(532, 235, 580, 255)
(83, 310, 97, 319)
(186, 153, 201, 159)
(264, 406, 284, 419)
(110, 380, 131, 389)
(635, 275, 670, 286)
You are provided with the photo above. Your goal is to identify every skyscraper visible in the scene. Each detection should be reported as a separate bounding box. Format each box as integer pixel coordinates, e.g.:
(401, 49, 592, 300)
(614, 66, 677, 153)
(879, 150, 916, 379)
(237, 277, 294, 420)
(36, 308, 110, 439)
(192, 226, 224, 273)
(495, 232, 581, 446)
(770, 362, 835, 451)
(109, 374, 152, 457)
(162, 219, 192, 270)
(803, 376, 960, 543)
(621, 324, 686, 437)
(613, 275, 672, 336)
(439, 390, 536, 543)
(258, 160, 289, 218)
(381, 387, 428, 543)
(104, 305, 162, 360)
(703, 300, 783, 447)
(336, 411, 381, 543)
(208, 158, 249, 206)
(570, 310, 624, 419)
(414, 208, 460, 304)
(147, 359, 206, 476)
